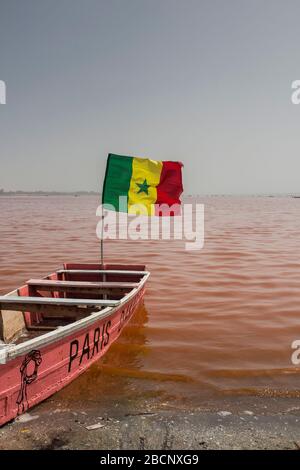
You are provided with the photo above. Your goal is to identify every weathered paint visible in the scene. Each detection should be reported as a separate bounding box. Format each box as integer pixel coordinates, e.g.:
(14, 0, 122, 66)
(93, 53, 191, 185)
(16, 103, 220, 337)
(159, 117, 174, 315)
(0, 264, 147, 426)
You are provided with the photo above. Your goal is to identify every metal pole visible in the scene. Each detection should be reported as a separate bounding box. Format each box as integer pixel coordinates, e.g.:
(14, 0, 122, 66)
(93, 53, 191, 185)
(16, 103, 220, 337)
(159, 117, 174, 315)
(101, 156, 108, 295)
(100, 215, 107, 299)
(100, 238, 104, 267)
(100, 215, 104, 268)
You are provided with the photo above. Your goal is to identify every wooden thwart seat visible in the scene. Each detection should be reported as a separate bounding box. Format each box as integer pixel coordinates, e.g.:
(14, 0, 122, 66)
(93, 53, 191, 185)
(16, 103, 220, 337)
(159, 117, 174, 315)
(0, 296, 119, 320)
(27, 279, 138, 294)
(0, 295, 121, 326)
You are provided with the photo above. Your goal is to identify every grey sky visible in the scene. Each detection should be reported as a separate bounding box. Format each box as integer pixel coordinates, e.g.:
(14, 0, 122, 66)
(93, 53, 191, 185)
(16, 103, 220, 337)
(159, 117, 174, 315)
(0, 0, 299, 194)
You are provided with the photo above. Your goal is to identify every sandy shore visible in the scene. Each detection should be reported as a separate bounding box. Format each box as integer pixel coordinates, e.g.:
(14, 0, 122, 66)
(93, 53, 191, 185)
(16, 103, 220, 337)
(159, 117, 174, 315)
(1, 394, 300, 450)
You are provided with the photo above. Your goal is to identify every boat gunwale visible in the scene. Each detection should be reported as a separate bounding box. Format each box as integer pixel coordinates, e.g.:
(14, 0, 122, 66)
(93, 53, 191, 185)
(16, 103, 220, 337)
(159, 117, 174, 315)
(0, 270, 150, 365)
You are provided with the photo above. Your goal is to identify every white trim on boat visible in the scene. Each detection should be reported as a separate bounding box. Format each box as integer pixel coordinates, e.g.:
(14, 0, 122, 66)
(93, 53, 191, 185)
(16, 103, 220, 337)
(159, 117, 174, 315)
(0, 271, 150, 365)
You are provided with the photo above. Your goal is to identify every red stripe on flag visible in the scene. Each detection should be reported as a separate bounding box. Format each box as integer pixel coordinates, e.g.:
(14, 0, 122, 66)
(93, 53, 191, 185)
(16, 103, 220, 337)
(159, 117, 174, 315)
(155, 161, 183, 216)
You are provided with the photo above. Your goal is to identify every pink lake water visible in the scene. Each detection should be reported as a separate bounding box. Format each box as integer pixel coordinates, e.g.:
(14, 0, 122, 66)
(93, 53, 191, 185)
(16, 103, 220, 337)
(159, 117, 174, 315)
(1, 195, 300, 408)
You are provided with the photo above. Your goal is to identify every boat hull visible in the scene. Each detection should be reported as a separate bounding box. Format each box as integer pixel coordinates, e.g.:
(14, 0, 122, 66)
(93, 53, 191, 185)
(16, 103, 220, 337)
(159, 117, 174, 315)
(0, 281, 146, 427)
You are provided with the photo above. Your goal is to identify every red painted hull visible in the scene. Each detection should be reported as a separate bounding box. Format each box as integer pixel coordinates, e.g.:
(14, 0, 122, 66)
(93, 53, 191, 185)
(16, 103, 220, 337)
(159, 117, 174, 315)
(0, 264, 148, 426)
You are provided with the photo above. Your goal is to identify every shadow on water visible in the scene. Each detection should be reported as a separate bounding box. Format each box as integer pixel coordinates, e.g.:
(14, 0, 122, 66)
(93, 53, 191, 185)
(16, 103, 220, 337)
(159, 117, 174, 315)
(40, 302, 152, 410)
(39, 302, 199, 414)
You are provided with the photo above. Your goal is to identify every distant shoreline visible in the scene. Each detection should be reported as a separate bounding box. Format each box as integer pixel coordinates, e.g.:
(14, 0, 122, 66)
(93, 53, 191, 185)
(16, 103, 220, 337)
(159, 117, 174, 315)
(0, 191, 299, 198)
(0, 191, 100, 196)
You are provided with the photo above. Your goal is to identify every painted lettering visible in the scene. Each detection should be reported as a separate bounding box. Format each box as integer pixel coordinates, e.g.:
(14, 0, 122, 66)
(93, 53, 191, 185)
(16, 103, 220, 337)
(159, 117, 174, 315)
(68, 340, 79, 372)
(68, 321, 112, 372)
(92, 327, 100, 357)
(79, 333, 90, 365)
(104, 320, 111, 347)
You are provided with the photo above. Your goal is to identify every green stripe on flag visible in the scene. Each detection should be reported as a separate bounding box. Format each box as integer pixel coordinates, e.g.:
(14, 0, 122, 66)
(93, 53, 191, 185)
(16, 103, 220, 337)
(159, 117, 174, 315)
(102, 154, 133, 211)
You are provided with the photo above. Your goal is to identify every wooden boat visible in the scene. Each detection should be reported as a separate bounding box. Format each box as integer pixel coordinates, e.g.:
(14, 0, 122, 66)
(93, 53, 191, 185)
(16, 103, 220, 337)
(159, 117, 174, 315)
(0, 263, 149, 426)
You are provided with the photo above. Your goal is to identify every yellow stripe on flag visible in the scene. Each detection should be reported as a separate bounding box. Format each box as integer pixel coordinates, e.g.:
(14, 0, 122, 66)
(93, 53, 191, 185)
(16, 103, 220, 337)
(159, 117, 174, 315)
(128, 157, 163, 215)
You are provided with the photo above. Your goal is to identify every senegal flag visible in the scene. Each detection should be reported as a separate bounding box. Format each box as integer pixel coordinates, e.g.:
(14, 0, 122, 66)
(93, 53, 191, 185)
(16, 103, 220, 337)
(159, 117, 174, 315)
(102, 154, 183, 216)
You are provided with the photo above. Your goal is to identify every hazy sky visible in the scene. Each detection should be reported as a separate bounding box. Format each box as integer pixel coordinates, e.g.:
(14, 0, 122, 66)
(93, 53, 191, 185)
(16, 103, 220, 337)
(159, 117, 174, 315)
(1, 0, 300, 194)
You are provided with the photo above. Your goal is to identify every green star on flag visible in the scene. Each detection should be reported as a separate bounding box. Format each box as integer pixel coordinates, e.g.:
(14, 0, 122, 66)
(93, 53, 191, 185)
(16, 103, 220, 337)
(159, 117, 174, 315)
(136, 179, 150, 195)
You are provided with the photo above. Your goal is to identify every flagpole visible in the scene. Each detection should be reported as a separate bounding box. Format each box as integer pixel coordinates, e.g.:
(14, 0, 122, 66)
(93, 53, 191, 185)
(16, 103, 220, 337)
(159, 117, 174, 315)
(100, 214, 107, 299)
(100, 218, 104, 268)
(100, 202, 106, 298)
(101, 156, 108, 269)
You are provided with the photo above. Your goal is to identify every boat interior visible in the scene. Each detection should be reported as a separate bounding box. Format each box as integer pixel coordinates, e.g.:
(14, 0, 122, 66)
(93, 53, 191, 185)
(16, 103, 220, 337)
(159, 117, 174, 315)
(0, 263, 147, 344)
